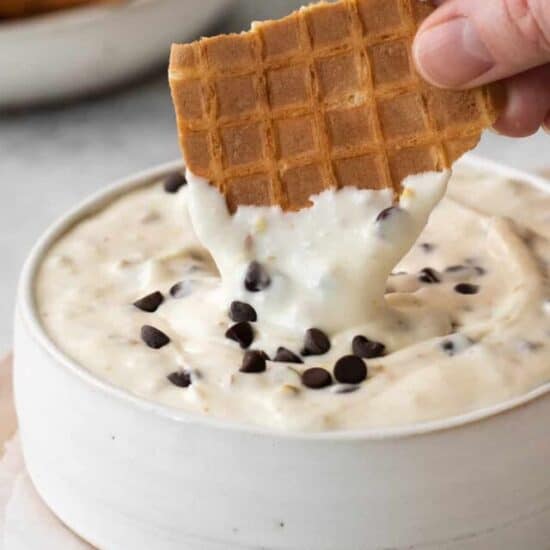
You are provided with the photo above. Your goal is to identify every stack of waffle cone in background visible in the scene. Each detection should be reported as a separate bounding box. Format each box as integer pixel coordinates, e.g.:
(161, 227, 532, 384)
(169, 0, 503, 212)
(0, 0, 111, 18)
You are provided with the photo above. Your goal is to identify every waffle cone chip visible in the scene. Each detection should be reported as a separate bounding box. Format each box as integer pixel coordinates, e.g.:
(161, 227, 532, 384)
(169, 0, 503, 212)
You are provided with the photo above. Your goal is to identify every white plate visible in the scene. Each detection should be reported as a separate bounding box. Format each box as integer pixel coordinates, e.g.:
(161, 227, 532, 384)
(0, 0, 234, 109)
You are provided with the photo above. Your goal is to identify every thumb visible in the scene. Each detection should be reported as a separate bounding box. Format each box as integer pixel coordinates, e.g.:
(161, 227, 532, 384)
(413, 0, 550, 88)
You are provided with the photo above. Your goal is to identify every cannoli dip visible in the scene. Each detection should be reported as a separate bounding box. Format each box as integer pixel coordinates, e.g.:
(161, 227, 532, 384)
(36, 165, 550, 431)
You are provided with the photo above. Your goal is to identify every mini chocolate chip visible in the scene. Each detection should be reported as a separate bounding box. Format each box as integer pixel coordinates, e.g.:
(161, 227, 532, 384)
(301, 328, 331, 356)
(418, 267, 441, 284)
(440, 334, 473, 356)
(167, 371, 192, 388)
(376, 206, 398, 222)
(334, 355, 367, 384)
(445, 264, 466, 273)
(419, 242, 435, 253)
(225, 322, 254, 349)
(244, 261, 271, 292)
(133, 291, 164, 312)
(302, 367, 332, 389)
(441, 340, 455, 355)
(169, 280, 193, 299)
(141, 325, 170, 349)
(163, 172, 187, 193)
(240, 350, 267, 373)
(333, 384, 360, 394)
(455, 283, 480, 295)
(273, 347, 303, 364)
(229, 301, 257, 322)
(352, 335, 386, 358)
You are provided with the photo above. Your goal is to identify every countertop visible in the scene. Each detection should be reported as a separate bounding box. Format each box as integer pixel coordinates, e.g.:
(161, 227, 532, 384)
(1, 1, 548, 355)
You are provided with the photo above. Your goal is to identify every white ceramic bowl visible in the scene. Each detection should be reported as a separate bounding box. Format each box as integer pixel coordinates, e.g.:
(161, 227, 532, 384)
(0, 0, 233, 109)
(14, 157, 550, 550)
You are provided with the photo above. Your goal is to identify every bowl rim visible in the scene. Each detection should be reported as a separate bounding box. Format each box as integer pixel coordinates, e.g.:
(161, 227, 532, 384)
(16, 154, 550, 441)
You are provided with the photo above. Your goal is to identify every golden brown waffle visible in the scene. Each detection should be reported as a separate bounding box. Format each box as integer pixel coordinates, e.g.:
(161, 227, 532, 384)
(0, 0, 109, 18)
(169, 0, 503, 212)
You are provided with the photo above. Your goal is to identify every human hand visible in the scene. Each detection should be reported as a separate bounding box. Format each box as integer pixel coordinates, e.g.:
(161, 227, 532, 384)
(413, 0, 550, 137)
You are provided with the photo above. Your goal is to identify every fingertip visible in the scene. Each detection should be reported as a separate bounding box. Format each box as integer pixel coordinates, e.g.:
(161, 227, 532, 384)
(492, 117, 542, 138)
(490, 65, 550, 138)
(413, 17, 494, 89)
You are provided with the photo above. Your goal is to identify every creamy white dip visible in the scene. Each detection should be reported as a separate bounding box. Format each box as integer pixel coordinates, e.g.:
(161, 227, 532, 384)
(36, 166, 550, 431)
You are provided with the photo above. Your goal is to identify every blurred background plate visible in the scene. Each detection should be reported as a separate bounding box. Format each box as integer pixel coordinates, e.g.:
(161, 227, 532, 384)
(0, 0, 235, 109)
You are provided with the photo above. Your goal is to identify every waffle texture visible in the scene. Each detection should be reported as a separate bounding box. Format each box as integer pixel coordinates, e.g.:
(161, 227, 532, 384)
(169, 0, 502, 212)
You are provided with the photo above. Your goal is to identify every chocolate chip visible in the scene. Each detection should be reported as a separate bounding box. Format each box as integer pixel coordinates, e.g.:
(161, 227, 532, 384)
(240, 350, 267, 373)
(454, 283, 479, 295)
(133, 291, 164, 312)
(244, 261, 271, 292)
(376, 206, 398, 222)
(163, 172, 187, 193)
(445, 264, 466, 273)
(440, 334, 473, 356)
(302, 367, 332, 389)
(167, 370, 192, 388)
(229, 301, 257, 322)
(419, 242, 435, 253)
(333, 384, 360, 394)
(225, 322, 254, 349)
(141, 325, 170, 349)
(169, 281, 193, 299)
(273, 347, 303, 364)
(441, 340, 455, 355)
(352, 335, 386, 358)
(475, 266, 486, 276)
(301, 328, 331, 356)
(418, 267, 441, 284)
(334, 355, 367, 384)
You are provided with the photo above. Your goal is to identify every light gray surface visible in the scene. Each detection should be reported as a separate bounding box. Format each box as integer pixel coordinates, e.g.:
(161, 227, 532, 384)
(1, 1, 548, 355)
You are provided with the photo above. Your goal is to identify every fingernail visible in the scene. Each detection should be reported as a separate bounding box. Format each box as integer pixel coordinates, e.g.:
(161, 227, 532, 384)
(414, 17, 494, 87)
